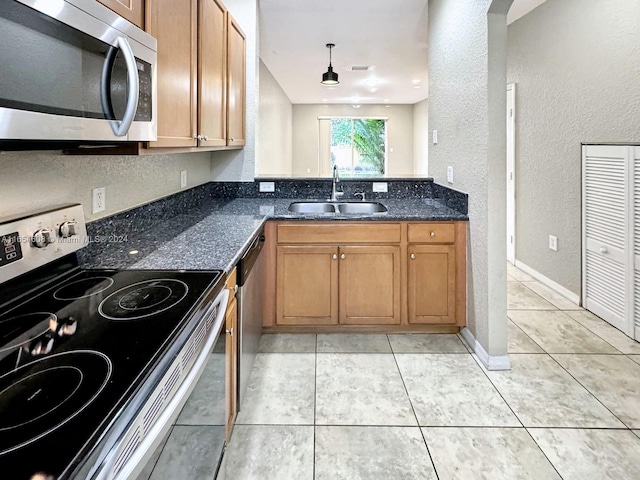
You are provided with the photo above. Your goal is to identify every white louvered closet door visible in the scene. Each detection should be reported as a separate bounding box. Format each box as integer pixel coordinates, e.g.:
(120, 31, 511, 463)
(634, 146, 640, 340)
(582, 145, 631, 334)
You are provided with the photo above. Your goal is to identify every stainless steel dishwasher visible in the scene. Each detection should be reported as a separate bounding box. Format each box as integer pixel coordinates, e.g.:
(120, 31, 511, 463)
(237, 230, 265, 409)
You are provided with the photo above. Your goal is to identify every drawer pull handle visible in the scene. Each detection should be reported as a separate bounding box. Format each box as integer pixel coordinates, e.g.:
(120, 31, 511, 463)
(233, 285, 238, 293)
(340, 253, 346, 259)
(410, 253, 416, 259)
(226, 328, 234, 335)
(430, 232, 436, 237)
(600, 247, 608, 254)
(332, 253, 338, 260)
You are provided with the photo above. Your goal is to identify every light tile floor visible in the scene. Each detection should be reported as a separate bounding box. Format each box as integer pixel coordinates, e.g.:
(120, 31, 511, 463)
(214, 265, 640, 479)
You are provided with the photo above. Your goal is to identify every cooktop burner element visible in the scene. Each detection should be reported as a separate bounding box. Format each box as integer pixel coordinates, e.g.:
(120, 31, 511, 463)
(0, 313, 55, 354)
(99, 279, 189, 320)
(53, 277, 115, 301)
(0, 350, 112, 456)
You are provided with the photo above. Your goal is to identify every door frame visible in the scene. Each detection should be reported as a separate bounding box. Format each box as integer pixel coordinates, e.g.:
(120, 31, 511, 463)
(506, 83, 516, 264)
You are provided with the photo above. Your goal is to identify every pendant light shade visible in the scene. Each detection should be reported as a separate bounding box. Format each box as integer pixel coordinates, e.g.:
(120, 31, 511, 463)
(321, 43, 339, 85)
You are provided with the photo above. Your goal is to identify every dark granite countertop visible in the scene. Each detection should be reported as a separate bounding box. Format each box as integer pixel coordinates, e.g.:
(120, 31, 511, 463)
(81, 197, 468, 273)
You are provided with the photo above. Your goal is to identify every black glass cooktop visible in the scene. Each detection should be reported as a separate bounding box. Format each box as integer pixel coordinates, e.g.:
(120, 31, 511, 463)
(0, 268, 223, 480)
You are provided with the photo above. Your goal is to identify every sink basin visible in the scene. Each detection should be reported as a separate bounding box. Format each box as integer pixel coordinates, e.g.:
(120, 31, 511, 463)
(288, 201, 388, 214)
(336, 202, 388, 214)
(288, 202, 336, 213)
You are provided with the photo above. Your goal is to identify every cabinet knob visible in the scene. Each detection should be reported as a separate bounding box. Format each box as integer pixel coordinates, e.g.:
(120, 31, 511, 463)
(226, 327, 234, 335)
(332, 253, 337, 260)
(230, 137, 235, 142)
(430, 231, 436, 237)
(195, 134, 203, 141)
(340, 253, 346, 259)
(203, 135, 209, 141)
(410, 253, 416, 259)
(600, 247, 608, 254)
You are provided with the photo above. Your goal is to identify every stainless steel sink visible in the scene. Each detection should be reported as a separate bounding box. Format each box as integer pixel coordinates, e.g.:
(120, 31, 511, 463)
(288, 201, 388, 214)
(288, 202, 336, 213)
(336, 202, 388, 214)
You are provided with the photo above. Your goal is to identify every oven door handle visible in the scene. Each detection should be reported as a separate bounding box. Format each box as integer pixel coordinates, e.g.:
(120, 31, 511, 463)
(101, 37, 140, 137)
(90, 287, 229, 480)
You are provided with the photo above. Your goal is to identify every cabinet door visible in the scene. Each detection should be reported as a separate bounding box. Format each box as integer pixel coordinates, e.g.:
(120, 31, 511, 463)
(339, 246, 401, 325)
(408, 245, 456, 324)
(198, 0, 227, 147)
(97, 0, 144, 28)
(226, 15, 245, 147)
(225, 295, 237, 442)
(146, 0, 198, 147)
(276, 246, 338, 325)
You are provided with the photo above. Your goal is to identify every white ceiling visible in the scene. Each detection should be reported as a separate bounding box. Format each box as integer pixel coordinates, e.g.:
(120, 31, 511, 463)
(259, 0, 547, 105)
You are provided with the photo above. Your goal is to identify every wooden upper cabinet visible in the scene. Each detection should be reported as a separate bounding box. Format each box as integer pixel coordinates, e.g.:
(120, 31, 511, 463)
(198, 0, 227, 147)
(226, 15, 246, 147)
(146, 0, 198, 147)
(339, 246, 401, 325)
(97, 0, 144, 28)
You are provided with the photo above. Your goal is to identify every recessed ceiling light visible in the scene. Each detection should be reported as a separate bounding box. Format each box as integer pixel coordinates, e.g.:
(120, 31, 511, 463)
(383, 99, 390, 103)
(322, 98, 328, 102)
(411, 79, 421, 85)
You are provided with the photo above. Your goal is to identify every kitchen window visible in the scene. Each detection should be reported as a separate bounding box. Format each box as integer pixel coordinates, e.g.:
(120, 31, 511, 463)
(319, 117, 388, 177)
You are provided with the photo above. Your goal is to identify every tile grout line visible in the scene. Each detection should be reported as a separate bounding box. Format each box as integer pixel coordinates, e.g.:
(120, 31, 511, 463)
(387, 334, 440, 480)
(313, 334, 317, 480)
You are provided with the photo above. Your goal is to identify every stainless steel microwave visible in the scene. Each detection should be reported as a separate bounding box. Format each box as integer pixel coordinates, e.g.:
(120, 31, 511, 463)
(0, 0, 157, 142)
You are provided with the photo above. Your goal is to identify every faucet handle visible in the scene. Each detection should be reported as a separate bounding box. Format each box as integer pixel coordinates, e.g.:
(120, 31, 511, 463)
(354, 192, 366, 201)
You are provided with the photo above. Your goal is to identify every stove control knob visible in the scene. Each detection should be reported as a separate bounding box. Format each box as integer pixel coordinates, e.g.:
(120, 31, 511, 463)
(59, 221, 78, 238)
(30, 333, 55, 356)
(57, 318, 78, 337)
(32, 228, 55, 248)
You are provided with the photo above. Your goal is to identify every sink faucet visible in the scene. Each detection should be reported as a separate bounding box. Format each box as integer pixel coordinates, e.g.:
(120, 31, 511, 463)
(330, 165, 344, 201)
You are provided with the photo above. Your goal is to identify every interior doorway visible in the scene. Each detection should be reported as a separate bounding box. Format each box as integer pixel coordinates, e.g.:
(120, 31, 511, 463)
(506, 84, 516, 264)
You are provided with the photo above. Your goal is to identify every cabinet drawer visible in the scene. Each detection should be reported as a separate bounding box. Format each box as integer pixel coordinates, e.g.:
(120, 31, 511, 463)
(277, 223, 401, 244)
(408, 223, 455, 244)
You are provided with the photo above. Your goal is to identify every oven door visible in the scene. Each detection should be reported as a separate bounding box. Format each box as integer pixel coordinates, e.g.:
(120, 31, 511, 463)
(80, 287, 229, 480)
(0, 0, 157, 141)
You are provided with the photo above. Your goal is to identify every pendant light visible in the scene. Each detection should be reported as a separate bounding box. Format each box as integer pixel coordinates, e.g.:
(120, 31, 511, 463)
(321, 43, 339, 85)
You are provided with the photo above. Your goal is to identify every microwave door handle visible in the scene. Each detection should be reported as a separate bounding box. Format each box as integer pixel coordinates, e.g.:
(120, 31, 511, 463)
(100, 46, 118, 122)
(108, 37, 140, 137)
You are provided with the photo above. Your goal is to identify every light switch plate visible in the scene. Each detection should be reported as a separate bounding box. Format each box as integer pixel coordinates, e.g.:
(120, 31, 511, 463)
(259, 182, 275, 192)
(432, 129, 438, 144)
(549, 235, 558, 251)
(447, 166, 454, 184)
(372, 182, 388, 193)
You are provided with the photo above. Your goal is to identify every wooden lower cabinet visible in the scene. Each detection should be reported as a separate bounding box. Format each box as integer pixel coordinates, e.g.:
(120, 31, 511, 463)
(276, 246, 338, 325)
(224, 269, 238, 441)
(408, 245, 456, 324)
(339, 246, 401, 325)
(267, 221, 466, 330)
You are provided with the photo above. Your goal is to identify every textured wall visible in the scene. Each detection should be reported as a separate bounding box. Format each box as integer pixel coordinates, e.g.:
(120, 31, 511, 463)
(508, 0, 640, 295)
(413, 99, 429, 175)
(256, 60, 293, 176)
(210, 0, 258, 182)
(291, 104, 415, 176)
(429, 0, 511, 358)
(0, 151, 212, 221)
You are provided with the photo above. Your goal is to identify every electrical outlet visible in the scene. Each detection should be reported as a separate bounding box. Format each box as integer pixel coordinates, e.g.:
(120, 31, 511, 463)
(259, 182, 275, 192)
(447, 166, 454, 184)
(432, 129, 438, 144)
(549, 235, 558, 252)
(372, 182, 388, 193)
(92, 187, 106, 214)
(180, 170, 187, 189)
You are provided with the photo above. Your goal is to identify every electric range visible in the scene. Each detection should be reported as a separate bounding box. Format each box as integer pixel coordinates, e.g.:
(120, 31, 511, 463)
(0, 205, 227, 479)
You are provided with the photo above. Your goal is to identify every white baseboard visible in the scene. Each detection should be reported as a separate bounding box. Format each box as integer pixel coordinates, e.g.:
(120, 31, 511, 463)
(514, 260, 581, 306)
(460, 327, 511, 371)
